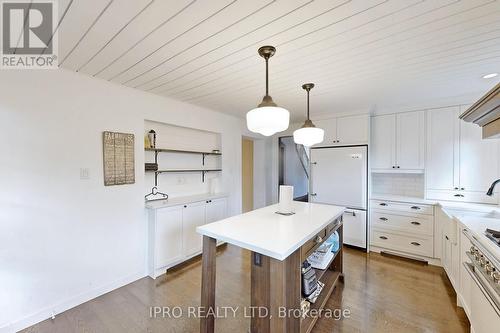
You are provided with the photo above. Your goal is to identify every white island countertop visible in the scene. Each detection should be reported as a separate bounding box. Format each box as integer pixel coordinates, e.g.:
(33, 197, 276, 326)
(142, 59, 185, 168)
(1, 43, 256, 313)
(197, 201, 344, 261)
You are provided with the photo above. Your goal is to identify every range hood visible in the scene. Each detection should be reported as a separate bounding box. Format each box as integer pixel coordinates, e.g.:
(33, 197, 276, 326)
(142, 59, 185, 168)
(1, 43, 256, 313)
(460, 83, 500, 139)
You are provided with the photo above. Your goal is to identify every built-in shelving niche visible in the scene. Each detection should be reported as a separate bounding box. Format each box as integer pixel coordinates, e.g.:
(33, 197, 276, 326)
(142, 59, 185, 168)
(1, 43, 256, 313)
(144, 120, 222, 200)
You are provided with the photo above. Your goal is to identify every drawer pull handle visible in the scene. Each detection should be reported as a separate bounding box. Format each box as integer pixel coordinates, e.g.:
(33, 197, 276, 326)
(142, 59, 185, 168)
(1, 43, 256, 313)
(379, 217, 388, 221)
(410, 242, 421, 246)
(410, 221, 421, 225)
(410, 206, 421, 210)
(344, 210, 356, 216)
(445, 235, 449, 240)
(315, 235, 323, 244)
(454, 194, 464, 197)
(379, 203, 387, 206)
(379, 236, 388, 240)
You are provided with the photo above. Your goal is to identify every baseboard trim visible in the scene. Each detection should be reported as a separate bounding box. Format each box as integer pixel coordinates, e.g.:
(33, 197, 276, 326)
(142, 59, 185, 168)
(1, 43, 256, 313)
(1, 270, 145, 333)
(370, 246, 442, 266)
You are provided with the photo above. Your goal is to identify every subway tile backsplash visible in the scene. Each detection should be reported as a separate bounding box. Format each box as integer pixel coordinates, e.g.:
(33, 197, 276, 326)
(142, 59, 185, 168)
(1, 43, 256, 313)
(371, 173, 424, 197)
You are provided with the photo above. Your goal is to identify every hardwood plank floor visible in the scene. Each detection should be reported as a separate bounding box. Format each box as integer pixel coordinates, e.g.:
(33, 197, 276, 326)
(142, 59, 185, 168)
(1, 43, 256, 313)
(22, 246, 469, 333)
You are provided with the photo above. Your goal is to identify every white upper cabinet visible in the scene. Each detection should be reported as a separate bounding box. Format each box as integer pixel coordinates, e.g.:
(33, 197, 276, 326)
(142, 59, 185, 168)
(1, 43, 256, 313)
(371, 114, 396, 170)
(426, 106, 460, 190)
(426, 105, 500, 204)
(396, 111, 425, 170)
(313, 114, 369, 147)
(459, 119, 499, 192)
(313, 117, 337, 146)
(336, 115, 369, 145)
(371, 111, 424, 172)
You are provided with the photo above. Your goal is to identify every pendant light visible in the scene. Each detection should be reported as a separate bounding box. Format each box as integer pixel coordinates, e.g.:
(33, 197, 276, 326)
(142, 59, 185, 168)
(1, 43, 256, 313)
(246, 46, 290, 136)
(293, 83, 324, 147)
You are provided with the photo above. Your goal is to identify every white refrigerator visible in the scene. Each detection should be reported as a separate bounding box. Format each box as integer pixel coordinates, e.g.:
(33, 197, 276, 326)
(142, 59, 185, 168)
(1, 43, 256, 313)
(309, 145, 368, 249)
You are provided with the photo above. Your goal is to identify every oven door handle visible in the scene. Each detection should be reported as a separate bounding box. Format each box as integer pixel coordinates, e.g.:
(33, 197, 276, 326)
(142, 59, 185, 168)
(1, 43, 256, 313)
(464, 262, 500, 316)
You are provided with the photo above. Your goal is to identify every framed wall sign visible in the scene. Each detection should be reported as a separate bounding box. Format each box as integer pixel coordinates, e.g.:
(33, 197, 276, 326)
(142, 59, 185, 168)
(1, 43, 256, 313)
(103, 131, 135, 186)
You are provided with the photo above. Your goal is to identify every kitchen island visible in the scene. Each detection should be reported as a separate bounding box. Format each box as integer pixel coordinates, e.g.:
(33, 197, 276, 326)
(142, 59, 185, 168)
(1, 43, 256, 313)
(197, 201, 345, 333)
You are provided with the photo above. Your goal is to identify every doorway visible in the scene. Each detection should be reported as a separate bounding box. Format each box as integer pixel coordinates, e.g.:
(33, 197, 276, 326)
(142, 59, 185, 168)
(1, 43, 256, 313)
(278, 136, 309, 201)
(242, 138, 254, 213)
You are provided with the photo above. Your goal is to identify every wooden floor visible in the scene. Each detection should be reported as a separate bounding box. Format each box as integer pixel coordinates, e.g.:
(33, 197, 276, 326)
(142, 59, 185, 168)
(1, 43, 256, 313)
(23, 246, 469, 333)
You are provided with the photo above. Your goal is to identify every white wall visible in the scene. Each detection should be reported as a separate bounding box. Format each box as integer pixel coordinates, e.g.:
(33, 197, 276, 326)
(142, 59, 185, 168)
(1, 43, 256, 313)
(0, 69, 244, 332)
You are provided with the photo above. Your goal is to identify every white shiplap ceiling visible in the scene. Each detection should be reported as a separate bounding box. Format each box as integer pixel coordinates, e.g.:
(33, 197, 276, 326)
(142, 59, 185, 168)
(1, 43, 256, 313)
(50, 0, 500, 119)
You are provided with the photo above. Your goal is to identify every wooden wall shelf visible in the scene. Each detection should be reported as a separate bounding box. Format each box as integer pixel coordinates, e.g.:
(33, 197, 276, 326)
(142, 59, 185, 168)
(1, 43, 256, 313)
(145, 147, 222, 184)
(145, 147, 221, 156)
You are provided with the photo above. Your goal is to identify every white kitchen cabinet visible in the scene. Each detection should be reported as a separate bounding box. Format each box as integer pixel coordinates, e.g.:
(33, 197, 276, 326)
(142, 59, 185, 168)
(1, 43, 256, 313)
(342, 209, 367, 248)
(426, 106, 460, 191)
(459, 120, 499, 192)
(371, 111, 424, 172)
(206, 198, 227, 223)
(314, 117, 337, 145)
(459, 223, 472, 317)
(440, 209, 459, 291)
(371, 114, 395, 169)
(147, 196, 228, 278)
(150, 206, 184, 275)
(370, 199, 434, 259)
(426, 105, 500, 204)
(182, 201, 206, 257)
(336, 115, 369, 145)
(396, 111, 425, 170)
(313, 114, 369, 146)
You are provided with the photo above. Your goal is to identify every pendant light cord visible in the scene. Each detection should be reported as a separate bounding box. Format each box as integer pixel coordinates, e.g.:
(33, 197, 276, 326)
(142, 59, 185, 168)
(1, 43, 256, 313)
(265, 57, 269, 96)
(306, 89, 310, 120)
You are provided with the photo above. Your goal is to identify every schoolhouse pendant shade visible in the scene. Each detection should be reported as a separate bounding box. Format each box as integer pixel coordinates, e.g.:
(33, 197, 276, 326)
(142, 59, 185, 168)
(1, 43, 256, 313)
(293, 83, 324, 147)
(246, 46, 289, 136)
(294, 125, 324, 147)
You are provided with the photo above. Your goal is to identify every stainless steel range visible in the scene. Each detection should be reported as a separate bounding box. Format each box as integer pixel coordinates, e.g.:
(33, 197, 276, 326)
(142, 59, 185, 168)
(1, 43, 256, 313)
(463, 228, 500, 331)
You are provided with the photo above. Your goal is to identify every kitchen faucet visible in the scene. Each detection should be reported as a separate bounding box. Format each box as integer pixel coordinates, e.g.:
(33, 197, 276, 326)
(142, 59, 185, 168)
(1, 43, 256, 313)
(486, 179, 500, 196)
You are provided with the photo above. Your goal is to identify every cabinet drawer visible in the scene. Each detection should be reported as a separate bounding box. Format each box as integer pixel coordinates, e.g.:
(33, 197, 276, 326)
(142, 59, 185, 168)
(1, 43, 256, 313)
(371, 229, 433, 257)
(302, 227, 327, 259)
(371, 211, 433, 236)
(371, 200, 433, 215)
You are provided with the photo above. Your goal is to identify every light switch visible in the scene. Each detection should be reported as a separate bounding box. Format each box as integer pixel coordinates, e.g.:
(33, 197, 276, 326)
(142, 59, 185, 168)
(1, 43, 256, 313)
(80, 168, 90, 180)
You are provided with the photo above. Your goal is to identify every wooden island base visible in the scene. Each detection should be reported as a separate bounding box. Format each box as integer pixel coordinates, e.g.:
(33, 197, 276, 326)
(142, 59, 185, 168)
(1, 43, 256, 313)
(200, 218, 343, 333)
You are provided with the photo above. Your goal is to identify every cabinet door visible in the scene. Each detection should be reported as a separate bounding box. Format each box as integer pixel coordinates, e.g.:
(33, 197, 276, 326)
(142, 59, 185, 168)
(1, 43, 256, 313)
(426, 107, 460, 190)
(459, 120, 499, 192)
(206, 198, 227, 224)
(182, 201, 206, 257)
(342, 209, 366, 248)
(371, 114, 396, 169)
(459, 227, 472, 317)
(313, 117, 337, 146)
(336, 115, 369, 145)
(155, 207, 183, 269)
(396, 111, 425, 170)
